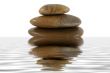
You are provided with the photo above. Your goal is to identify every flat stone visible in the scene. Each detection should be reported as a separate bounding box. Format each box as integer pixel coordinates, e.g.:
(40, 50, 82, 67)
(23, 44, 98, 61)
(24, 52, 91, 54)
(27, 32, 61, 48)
(28, 27, 83, 37)
(28, 36, 83, 46)
(28, 27, 83, 46)
(39, 4, 70, 15)
(30, 46, 81, 59)
(30, 14, 81, 28)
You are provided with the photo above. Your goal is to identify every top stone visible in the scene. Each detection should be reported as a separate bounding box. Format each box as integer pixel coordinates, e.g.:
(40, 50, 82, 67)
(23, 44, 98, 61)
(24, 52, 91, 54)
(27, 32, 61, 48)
(39, 4, 70, 15)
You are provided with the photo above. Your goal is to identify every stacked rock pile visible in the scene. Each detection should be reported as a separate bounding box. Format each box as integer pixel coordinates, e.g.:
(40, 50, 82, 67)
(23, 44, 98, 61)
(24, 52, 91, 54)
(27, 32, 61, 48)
(29, 4, 83, 47)
(29, 4, 83, 70)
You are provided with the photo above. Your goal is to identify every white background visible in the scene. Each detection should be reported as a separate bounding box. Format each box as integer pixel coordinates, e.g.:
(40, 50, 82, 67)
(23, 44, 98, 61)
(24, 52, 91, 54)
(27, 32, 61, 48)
(0, 0, 110, 37)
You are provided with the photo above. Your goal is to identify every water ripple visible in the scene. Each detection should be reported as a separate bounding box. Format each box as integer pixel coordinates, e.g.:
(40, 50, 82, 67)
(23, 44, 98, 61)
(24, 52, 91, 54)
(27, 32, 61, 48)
(0, 38, 110, 73)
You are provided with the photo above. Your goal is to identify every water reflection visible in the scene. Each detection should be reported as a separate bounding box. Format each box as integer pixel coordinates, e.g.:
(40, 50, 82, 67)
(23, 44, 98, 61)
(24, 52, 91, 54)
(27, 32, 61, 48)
(30, 46, 82, 71)
(37, 58, 70, 71)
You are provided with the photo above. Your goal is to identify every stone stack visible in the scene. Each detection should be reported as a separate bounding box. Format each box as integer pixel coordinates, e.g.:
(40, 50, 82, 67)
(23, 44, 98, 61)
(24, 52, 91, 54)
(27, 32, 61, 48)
(29, 4, 83, 70)
(29, 4, 83, 47)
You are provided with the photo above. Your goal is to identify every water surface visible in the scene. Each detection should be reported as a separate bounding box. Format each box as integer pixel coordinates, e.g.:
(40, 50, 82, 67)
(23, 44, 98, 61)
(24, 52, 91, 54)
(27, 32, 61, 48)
(0, 37, 110, 73)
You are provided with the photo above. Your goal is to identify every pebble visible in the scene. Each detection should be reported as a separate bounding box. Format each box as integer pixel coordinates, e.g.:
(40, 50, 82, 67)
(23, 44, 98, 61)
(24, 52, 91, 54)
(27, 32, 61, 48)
(30, 14, 81, 28)
(28, 36, 83, 46)
(28, 27, 83, 37)
(39, 4, 70, 15)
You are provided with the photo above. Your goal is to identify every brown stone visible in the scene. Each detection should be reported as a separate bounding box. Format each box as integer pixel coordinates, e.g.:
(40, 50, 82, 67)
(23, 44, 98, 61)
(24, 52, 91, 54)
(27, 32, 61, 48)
(30, 14, 81, 28)
(28, 36, 83, 46)
(28, 27, 83, 46)
(28, 27, 83, 37)
(39, 4, 70, 15)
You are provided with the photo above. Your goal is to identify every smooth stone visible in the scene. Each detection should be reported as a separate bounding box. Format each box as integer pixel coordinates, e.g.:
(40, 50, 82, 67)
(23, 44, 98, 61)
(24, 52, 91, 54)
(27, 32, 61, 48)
(39, 4, 70, 15)
(30, 46, 81, 59)
(28, 36, 83, 46)
(28, 27, 83, 37)
(30, 14, 81, 28)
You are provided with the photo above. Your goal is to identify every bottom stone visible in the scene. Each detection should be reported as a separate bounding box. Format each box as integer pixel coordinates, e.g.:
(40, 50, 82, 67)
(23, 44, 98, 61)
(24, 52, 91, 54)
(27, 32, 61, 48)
(29, 36, 83, 46)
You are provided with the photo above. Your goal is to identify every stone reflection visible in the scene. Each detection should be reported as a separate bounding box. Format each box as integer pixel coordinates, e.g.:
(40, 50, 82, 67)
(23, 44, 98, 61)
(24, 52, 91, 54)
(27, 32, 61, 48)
(30, 46, 82, 71)
(37, 58, 70, 71)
